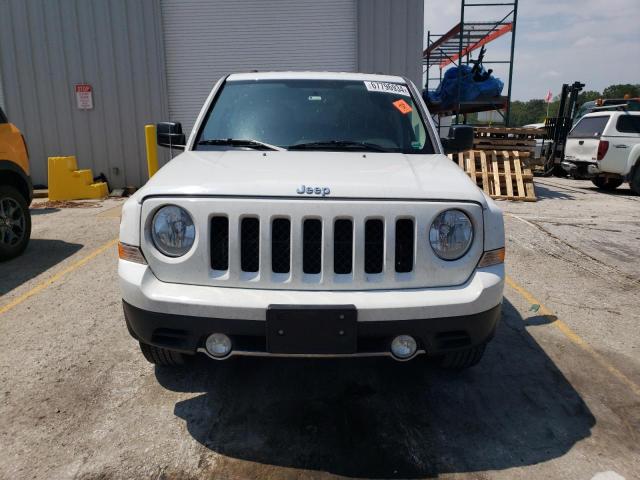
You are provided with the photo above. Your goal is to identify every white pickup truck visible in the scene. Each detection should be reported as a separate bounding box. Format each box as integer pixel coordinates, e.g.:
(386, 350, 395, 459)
(564, 111, 640, 192)
(118, 72, 505, 371)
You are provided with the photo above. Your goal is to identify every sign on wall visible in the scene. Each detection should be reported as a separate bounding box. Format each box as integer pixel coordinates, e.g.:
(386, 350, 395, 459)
(75, 84, 93, 110)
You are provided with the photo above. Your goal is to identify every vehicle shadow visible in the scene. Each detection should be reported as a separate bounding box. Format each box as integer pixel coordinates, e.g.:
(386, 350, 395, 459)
(0, 239, 83, 296)
(586, 186, 638, 197)
(155, 299, 595, 478)
(30, 207, 60, 215)
(534, 184, 575, 200)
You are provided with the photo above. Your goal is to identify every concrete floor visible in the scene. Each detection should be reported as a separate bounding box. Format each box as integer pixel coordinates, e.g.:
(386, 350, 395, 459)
(0, 179, 638, 480)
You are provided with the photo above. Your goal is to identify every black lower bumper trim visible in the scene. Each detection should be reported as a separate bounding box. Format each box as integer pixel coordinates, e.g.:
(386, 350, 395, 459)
(123, 301, 501, 356)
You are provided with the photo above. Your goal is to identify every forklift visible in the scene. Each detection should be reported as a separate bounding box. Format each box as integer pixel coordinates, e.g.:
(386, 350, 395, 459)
(542, 81, 585, 176)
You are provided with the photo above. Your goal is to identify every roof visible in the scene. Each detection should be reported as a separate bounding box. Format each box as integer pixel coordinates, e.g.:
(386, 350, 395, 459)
(582, 110, 640, 118)
(227, 71, 408, 83)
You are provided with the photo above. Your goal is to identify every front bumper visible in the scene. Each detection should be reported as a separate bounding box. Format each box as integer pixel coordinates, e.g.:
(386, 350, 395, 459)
(124, 300, 501, 358)
(120, 261, 504, 358)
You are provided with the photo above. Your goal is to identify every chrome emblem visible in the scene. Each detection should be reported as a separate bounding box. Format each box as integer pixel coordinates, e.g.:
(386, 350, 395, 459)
(297, 185, 331, 197)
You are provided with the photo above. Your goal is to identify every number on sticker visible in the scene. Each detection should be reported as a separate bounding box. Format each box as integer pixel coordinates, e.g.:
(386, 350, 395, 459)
(363, 81, 411, 97)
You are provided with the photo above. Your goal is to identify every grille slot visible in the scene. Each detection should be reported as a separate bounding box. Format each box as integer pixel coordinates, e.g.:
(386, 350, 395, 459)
(395, 219, 414, 273)
(210, 216, 229, 270)
(364, 219, 384, 274)
(240, 217, 260, 272)
(303, 219, 322, 274)
(271, 218, 291, 274)
(333, 219, 353, 274)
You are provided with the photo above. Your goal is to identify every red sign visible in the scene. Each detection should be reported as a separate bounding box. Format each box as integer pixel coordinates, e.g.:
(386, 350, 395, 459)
(75, 84, 93, 109)
(75, 84, 92, 93)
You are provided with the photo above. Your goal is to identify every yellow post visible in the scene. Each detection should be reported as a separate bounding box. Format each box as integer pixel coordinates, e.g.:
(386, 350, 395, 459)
(145, 124, 159, 178)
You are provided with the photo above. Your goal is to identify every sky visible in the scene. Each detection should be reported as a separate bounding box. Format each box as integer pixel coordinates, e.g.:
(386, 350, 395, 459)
(424, 0, 640, 101)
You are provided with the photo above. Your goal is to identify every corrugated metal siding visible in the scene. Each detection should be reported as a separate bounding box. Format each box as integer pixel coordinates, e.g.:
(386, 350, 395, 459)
(0, 0, 168, 188)
(356, 0, 424, 87)
(160, 0, 357, 134)
(0, 64, 4, 109)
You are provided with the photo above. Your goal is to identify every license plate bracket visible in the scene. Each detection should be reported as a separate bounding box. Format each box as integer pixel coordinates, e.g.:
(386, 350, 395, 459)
(266, 305, 357, 354)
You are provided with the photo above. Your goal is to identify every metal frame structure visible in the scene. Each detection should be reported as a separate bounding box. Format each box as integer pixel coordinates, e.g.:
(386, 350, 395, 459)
(423, 0, 519, 126)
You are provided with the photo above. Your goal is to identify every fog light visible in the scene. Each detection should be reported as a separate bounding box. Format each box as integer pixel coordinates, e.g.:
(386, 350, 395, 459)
(390, 335, 417, 359)
(205, 333, 232, 358)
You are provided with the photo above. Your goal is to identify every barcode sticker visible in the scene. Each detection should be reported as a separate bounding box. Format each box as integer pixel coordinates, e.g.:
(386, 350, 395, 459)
(364, 81, 411, 97)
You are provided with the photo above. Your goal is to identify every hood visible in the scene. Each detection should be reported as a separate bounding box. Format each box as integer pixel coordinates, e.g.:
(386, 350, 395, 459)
(138, 150, 486, 204)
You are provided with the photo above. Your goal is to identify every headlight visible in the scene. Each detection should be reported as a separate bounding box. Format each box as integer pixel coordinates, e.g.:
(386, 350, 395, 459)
(151, 205, 195, 257)
(429, 209, 473, 260)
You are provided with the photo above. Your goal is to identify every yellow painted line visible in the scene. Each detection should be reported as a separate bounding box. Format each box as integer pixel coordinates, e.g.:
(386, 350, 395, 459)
(0, 238, 118, 316)
(506, 275, 640, 398)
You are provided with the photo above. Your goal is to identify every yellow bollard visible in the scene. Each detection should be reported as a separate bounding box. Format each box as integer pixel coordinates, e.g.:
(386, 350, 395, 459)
(145, 124, 159, 178)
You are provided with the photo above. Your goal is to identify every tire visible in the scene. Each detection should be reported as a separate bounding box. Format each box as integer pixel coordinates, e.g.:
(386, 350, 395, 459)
(631, 165, 640, 195)
(139, 342, 185, 366)
(440, 343, 487, 370)
(0, 185, 31, 261)
(592, 176, 623, 191)
(551, 165, 566, 178)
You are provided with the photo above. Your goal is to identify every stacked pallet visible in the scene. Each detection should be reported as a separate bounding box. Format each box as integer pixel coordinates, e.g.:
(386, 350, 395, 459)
(448, 150, 537, 202)
(473, 127, 542, 153)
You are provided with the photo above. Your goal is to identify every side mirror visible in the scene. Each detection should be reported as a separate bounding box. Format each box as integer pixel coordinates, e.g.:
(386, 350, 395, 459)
(440, 125, 474, 154)
(157, 122, 186, 150)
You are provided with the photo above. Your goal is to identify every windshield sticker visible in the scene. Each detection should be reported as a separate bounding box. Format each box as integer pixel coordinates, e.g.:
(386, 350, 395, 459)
(308, 95, 322, 101)
(364, 81, 410, 97)
(392, 99, 413, 114)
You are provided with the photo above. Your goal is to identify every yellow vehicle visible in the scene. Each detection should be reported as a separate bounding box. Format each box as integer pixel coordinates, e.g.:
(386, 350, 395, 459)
(0, 106, 32, 261)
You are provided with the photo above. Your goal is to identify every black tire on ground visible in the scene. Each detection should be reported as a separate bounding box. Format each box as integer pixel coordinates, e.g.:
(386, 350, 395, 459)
(440, 343, 487, 370)
(631, 165, 640, 195)
(0, 185, 31, 261)
(139, 342, 185, 366)
(552, 165, 567, 178)
(592, 176, 623, 191)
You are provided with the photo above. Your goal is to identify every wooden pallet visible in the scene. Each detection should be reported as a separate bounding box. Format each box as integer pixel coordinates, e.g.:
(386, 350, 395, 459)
(474, 127, 544, 140)
(473, 139, 536, 152)
(448, 150, 537, 202)
(473, 127, 542, 153)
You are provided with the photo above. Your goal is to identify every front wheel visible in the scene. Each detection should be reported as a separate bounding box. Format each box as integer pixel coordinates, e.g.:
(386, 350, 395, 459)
(139, 342, 186, 366)
(592, 176, 623, 191)
(0, 185, 31, 261)
(440, 343, 487, 370)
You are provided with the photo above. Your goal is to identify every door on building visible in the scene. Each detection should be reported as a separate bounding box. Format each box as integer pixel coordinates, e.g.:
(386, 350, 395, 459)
(160, 0, 357, 135)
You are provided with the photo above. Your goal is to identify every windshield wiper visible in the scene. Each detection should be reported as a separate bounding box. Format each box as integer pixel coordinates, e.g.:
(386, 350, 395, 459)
(288, 140, 390, 152)
(198, 138, 284, 151)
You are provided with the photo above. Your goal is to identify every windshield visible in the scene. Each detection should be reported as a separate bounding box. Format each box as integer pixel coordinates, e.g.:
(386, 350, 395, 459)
(194, 79, 434, 153)
(573, 102, 594, 123)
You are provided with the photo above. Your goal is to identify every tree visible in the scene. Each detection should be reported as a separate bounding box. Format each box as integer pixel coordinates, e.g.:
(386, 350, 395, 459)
(602, 84, 640, 99)
(505, 99, 549, 126)
(459, 84, 640, 127)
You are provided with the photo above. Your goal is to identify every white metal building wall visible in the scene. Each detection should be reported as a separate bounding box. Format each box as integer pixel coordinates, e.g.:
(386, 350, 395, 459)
(0, 0, 168, 188)
(356, 0, 424, 88)
(160, 0, 358, 134)
(0, 65, 4, 110)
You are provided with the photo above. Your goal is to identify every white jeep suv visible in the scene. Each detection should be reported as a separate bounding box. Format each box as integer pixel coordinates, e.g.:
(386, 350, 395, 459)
(564, 111, 640, 192)
(118, 72, 505, 370)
